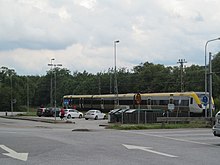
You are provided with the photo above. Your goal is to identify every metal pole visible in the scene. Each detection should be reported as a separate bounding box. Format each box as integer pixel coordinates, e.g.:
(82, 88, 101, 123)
(50, 58, 54, 107)
(204, 38, 220, 118)
(209, 52, 213, 117)
(27, 77, 29, 113)
(53, 64, 62, 121)
(109, 70, 112, 94)
(10, 75, 13, 116)
(54, 68, 56, 121)
(177, 59, 187, 92)
(114, 40, 119, 107)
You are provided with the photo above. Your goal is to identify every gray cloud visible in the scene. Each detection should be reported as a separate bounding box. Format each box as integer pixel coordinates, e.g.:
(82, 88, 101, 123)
(0, 0, 220, 75)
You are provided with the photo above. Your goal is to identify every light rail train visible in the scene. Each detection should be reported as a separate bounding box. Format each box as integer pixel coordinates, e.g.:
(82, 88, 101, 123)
(63, 92, 214, 116)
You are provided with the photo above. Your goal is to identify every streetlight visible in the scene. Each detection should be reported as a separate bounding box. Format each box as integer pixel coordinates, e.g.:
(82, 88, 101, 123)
(48, 58, 55, 107)
(48, 61, 62, 121)
(208, 51, 219, 117)
(204, 37, 220, 117)
(114, 40, 120, 107)
(53, 64, 62, 108)
(208, 52, 213, 118)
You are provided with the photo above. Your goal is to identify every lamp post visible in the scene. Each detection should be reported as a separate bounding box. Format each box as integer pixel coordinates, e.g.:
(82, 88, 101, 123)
(114, 40, 120, 107)
(204, 37, 220, 117)
(53, 64, 62, 108)
(208, 52, 220, 117)
(208, 52, 213, 118)
(48, 62, 62, 121)
(49, 58, 55, 107)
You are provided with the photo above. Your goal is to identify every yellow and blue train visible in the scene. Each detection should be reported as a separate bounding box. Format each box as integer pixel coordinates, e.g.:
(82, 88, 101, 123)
(63, 91, 214, 116)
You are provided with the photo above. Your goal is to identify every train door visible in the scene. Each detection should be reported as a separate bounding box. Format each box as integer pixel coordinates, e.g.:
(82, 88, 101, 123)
(101, 98, 104, 110)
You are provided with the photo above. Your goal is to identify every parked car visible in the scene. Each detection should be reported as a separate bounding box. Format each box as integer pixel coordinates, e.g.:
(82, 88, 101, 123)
(84, 110, 106, 120)
(63, 109, 83, 119)
(36, 108, 46, 117)
(44, 107, 61, 117)
(213, 111, 220, 137)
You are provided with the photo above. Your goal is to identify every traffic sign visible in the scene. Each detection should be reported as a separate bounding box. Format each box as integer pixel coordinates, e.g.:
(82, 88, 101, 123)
(135, 93, 142, 104)
(202, 96, 208, 106)
(168, 104, 175, 111)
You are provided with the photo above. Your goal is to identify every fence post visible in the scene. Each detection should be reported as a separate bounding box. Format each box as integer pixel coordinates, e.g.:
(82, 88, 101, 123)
(145, 111, 146, 124)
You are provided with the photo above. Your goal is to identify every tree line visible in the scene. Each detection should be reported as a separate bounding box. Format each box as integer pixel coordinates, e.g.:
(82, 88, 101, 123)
(0, 53, 220, 112)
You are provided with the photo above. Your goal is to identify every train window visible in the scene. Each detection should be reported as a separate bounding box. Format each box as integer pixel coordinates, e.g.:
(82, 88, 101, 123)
(84, 98, 92, 104)
(160, 100, 169, 105)
(73, 99, 80, 105)
(93, 99, 101, 104)
(104, 100, 114, 105)
(119, 99, 133, 105)
(152, 100, 159, 105)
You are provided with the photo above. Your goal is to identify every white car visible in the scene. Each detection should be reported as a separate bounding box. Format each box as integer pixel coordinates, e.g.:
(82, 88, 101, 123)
(84, 110, 106, 120)
(213, 111, 220, 137)
(63, 109, 83, 119)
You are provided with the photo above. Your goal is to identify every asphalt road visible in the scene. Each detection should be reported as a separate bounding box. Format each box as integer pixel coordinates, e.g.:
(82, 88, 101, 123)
(0, 117, 220, 165)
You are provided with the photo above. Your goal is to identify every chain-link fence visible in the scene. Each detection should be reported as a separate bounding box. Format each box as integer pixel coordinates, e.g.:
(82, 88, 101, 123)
(109, 109, 190, 124)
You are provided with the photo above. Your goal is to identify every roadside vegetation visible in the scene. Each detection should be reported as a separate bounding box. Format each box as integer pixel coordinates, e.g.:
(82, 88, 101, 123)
(1, 53, 220, 112)
(107, 121, 212, 130)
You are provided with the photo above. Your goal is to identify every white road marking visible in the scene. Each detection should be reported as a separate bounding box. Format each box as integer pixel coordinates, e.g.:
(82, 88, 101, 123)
(0, 145, 28, 161)
(122, 130, 213, 146)
(123, 144, 178, 158)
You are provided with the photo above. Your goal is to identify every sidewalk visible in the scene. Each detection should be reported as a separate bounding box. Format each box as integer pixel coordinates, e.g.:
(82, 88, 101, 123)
(0, 115, 74, 124)
(0, 111, 26, 116)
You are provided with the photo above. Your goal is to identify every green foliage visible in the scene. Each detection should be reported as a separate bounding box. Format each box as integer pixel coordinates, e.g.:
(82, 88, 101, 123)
(1, 57, 220, 112)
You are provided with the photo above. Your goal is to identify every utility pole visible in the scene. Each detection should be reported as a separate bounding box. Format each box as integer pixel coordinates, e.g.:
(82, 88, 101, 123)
(177, 59, 187, 92)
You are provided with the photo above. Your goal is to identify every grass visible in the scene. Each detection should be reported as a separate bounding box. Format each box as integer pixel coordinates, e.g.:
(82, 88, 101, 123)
(16, 111, 36, 116)
(106, 121, 211, 130)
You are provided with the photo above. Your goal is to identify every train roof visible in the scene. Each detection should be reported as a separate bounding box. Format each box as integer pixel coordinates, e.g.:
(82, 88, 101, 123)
(63, 92, 204, 99)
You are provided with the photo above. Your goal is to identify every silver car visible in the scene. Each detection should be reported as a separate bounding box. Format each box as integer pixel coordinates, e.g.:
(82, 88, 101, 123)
(84, 110, 106, 120)
(213, 111, 220, 137)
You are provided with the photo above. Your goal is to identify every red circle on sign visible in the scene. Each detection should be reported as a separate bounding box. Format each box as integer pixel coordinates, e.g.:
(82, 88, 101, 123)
(135, 93, 141, 104)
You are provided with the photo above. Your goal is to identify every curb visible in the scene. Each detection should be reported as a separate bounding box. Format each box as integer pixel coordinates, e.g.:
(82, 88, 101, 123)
(0, 116, 74, 124)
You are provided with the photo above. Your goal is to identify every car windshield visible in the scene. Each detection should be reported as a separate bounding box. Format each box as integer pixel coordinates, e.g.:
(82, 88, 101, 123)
(88, 110, 96, 113)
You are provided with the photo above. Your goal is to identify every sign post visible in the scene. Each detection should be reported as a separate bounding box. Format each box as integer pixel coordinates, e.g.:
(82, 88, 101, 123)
(202, 95, 208, 118)
(135, 93, 141, 124)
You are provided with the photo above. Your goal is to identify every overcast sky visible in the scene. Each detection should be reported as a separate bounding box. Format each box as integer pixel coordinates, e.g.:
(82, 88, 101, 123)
(0, 0, 220, 75)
